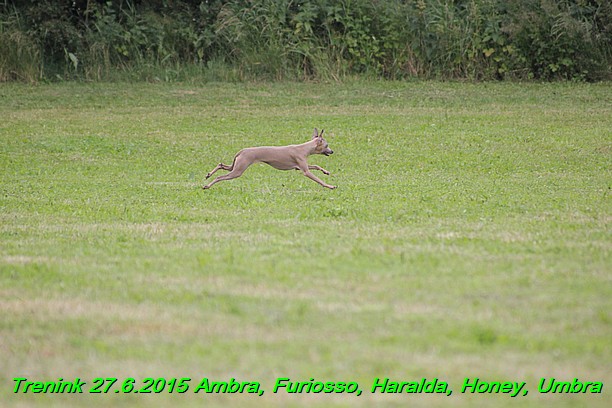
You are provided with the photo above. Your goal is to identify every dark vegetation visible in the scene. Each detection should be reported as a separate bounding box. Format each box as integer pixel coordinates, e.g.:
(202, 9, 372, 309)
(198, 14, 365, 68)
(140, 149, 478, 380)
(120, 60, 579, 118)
(1, 0, 610, 82)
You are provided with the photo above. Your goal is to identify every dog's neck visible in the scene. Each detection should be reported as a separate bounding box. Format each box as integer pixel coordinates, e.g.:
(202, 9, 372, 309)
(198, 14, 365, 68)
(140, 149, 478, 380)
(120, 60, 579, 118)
(296, 138, 319, 156)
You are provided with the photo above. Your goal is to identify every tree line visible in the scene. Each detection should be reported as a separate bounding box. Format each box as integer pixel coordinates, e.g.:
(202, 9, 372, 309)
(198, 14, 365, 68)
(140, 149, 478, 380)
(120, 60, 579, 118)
(1, 0, 610, 82)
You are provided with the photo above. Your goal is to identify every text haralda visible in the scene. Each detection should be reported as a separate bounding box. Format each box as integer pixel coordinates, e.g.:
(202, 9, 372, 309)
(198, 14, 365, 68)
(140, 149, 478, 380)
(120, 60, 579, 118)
(371, 378, 453, 395)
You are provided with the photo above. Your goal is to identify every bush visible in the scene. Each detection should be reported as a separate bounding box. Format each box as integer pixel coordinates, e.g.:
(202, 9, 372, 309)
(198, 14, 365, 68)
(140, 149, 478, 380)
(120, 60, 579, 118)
(502, 0, 612, 80)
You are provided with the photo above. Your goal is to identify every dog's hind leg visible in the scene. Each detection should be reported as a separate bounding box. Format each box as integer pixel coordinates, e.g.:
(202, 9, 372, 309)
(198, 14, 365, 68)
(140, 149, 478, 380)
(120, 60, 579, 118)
(206, 163, 233, 179)
(203, 157, 251, 189)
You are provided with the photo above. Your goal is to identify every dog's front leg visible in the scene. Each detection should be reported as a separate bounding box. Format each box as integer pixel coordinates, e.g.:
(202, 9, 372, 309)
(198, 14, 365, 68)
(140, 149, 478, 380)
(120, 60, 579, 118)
(308, 165, 331, 175)
(299, 161, 335, 189)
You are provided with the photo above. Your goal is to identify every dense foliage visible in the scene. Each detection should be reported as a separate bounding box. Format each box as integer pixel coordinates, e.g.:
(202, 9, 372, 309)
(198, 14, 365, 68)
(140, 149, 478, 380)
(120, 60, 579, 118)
(1, 0, 610, 82)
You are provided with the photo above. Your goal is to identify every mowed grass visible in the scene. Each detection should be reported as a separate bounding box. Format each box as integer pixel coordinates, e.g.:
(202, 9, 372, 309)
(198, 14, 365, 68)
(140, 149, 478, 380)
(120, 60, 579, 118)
(0, 81, 610, 407)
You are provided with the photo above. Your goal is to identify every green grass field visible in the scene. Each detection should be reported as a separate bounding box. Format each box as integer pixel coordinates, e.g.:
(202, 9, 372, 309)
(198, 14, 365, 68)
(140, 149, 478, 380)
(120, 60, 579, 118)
(1, 81, 610, 407)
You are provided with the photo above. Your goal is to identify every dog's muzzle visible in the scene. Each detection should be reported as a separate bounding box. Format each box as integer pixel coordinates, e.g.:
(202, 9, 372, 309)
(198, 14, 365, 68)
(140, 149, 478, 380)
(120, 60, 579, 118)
(324, 150, 333, 156)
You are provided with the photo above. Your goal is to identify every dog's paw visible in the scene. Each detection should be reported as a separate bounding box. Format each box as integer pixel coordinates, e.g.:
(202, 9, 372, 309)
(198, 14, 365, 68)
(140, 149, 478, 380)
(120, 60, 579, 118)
(205, 174, 211, 179)
(202, 185, 210, 190)
(327, 185, 337, 190)
(323, 170, 331, 175)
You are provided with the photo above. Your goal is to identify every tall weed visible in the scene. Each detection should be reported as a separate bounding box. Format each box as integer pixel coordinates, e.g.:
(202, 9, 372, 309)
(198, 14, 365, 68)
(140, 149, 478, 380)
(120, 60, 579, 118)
(0, 6, 41, 82)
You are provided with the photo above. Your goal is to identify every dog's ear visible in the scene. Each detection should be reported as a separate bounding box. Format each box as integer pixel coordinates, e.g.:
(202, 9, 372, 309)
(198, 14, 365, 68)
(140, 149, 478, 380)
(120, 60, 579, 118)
(315, 131, 325, 146)
(312, 128, 319, 139)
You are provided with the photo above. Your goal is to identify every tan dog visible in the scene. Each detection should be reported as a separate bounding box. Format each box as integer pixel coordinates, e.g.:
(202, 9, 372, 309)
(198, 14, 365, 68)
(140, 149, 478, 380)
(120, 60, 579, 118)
(203, 128, 335, 189)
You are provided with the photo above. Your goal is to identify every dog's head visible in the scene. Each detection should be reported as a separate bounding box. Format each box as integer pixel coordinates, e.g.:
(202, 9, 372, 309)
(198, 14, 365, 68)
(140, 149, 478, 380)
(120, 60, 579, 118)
(312, 128, 333, 156)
